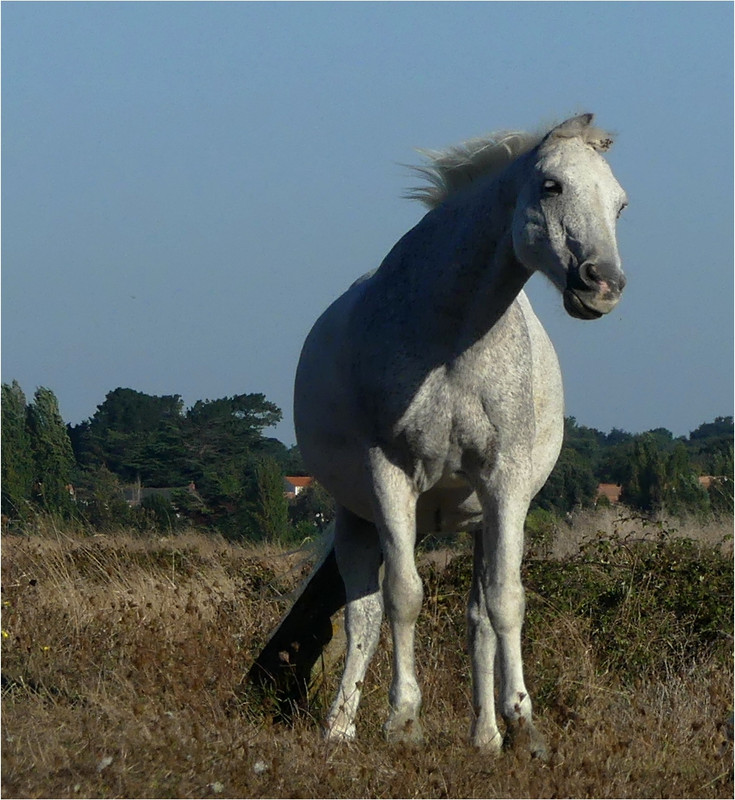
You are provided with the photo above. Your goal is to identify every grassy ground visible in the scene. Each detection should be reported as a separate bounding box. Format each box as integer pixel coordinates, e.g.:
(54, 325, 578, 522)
(2, 510, 732, 798)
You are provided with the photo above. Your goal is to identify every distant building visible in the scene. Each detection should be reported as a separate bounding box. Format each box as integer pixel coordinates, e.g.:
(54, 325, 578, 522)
(284, 476, 314, 500)
(596, 483, 622, 505)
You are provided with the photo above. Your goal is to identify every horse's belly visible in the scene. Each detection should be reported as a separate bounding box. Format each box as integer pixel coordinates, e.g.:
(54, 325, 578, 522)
(416, 483, 483, 535)
(298, 414, 482, 534)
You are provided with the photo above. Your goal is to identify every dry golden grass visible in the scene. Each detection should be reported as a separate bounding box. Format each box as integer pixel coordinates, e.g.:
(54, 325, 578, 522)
(549, 506, 734, 559)
(2, 514, 732, 798)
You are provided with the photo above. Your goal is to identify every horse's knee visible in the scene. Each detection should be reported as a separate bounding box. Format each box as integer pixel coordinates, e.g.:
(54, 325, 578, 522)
(383, 567, 423, 622)
(484, 578, 525, 633)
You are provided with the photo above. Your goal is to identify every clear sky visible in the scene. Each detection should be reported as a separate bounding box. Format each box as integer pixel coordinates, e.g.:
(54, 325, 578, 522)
(3, 2, 733, 445)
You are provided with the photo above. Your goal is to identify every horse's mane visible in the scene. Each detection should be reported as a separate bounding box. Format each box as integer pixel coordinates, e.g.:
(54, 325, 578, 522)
(405, 120, 613, 209)
(404, 130, 541, 209)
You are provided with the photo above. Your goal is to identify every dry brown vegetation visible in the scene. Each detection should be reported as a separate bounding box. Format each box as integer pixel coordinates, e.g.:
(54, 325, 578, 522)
(2, 511, 733, 798)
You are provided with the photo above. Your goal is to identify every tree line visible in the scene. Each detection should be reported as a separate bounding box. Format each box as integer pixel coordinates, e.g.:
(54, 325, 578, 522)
(532, 415, 733, 517)
(1, 383, 317, 541)
(2, 381, 732, 541)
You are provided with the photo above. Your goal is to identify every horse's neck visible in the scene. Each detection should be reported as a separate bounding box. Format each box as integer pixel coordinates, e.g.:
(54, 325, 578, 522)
(393, 175, 531, 350)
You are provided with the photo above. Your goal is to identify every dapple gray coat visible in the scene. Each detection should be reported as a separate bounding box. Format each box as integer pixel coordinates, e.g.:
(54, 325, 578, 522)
(250, 114, 627, 758)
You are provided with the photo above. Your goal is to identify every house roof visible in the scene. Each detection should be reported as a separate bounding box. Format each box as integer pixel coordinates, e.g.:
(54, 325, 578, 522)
(284, 476, 314, 488)
(597, 483, 622, 503)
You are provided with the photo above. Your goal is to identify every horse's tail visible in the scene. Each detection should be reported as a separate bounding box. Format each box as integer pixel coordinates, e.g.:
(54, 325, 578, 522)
(246, 521, 346, 712)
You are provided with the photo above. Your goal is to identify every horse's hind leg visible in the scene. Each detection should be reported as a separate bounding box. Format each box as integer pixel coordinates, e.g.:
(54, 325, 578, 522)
(325, 506, 383, 742)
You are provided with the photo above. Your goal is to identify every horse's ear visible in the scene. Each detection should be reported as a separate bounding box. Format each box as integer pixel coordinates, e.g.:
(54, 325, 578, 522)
(547, 114, 595, 139)
(545, 113, 613, 152)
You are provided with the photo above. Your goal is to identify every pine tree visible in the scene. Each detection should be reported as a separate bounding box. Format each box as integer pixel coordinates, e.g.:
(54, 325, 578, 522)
(26, 387, 76, 515)
(1, 381, 35, 518)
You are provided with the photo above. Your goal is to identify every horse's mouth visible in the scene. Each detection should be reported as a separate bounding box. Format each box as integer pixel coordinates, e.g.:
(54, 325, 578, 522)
(563, 289, 604, 320)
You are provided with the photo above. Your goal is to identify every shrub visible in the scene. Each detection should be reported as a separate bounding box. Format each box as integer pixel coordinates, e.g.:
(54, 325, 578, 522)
(524, 507, 559, 557)
(140, 493, 178, 532)
(524, 530, 733, 682)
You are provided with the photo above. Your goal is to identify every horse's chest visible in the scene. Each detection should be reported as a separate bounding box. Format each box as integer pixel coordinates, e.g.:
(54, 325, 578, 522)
(396, 350, 534, 482)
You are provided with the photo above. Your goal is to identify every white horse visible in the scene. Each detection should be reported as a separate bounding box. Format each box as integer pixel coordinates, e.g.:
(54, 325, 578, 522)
(250, 114, 627, 758)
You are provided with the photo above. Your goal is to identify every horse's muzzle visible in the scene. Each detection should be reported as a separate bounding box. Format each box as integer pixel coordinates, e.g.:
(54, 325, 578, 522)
(564, 260, 625, 320)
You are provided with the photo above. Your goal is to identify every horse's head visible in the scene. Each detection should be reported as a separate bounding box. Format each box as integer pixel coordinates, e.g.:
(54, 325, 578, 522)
(511, 114, 627, 320)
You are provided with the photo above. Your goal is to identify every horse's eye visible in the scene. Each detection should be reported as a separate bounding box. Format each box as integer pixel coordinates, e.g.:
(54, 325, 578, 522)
(542, 179, 563, 196)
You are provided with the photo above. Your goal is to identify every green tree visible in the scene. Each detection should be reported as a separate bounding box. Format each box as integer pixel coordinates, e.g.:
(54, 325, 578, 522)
(533, 447, 598, 515)
(662, 443, 710, 515)
(71, 388, 187, 483)
(563, 417, 607, 473)
(598, 439, 635, 484)
(181, 394, 282, 530)
(622, 435, 665, 511)
(622, 435, 709, 515)
(288, 480, 336, 533)
(71, 387, 286, 535)
(687, 416, 734, 476)
(26, 387, 76, 515)
(183, 394, 281, 481)
(75, 465, 135, 531)
(89, 387, 184, 434)
(1, 381, 35, 518)
(688, 415, 733, 443)
(605, 427, 634, 446)
(253, 455, 291, 543)
(531, 417, 601, 515)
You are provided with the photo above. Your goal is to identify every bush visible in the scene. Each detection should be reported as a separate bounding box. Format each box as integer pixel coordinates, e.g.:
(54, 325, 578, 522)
(140, 493, 178, 532)
(524, 507, 559, 557)
(432, 526, 732, 686)
(524, 530, 733, 682)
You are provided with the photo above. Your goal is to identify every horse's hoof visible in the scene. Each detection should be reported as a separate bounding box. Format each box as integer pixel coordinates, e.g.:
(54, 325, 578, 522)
(383, 715, 424, 746)
(471, 729, 504, 756)
(324, 722, 356, 743)
(503, 719, 549, 762)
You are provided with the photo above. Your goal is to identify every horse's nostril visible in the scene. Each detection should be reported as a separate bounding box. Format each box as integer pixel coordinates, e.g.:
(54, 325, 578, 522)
(581, 262, 602, 285)
(581, 261, 625, 292)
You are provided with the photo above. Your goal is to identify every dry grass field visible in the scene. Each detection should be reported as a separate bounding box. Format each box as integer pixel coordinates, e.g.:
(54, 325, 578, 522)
(2, 510, 732, 798)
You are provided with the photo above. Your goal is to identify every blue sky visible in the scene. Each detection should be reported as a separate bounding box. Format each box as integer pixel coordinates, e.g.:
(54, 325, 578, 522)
(2, 2, 733, 445)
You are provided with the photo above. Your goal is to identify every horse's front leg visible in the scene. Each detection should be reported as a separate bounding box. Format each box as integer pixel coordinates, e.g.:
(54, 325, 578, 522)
(476, 480, 548, 760)
(369, 448, 424, 745)
(467, 531, 503, 754)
